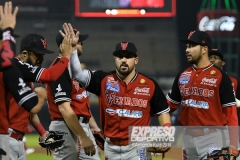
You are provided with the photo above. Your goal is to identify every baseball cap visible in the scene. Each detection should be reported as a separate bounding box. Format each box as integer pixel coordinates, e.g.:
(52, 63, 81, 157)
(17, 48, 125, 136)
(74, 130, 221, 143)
(179, 31, 212, 49)
(55, 28, 89, 47)
(20, 34, 54, 54)
(112, 42, 138, 57)
(209, 49, 224, 61)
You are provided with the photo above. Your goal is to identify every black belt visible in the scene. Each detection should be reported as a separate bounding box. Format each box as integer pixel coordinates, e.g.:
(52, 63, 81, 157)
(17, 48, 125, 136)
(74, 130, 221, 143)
(53, 116, 89, 124)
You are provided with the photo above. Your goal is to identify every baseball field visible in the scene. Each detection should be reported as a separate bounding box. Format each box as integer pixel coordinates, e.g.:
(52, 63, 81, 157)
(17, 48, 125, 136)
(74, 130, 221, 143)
(25, 134, 182, 160)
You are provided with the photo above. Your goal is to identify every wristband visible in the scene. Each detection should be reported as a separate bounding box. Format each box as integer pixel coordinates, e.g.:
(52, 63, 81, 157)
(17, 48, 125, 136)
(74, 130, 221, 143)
(163, 123, 171, 127)
(34, 123, 46, 136)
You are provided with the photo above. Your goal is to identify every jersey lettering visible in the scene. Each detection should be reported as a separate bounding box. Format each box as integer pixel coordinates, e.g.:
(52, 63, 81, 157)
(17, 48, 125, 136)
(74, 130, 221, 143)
(18, 78, 32, 95)
(73, 80, 80, 92)
(180, 86, 214, 98)
(106, 108, 142, 118)
(181, 99, 209, 109)
(1, 41, 14, 67)
(105, 90, 148, 108)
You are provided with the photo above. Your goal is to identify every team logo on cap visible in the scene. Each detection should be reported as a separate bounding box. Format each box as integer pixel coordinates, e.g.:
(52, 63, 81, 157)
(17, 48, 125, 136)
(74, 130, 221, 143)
(188, 31, 195, 39)
(41, 39, 47, 49)
(121, 42, 128, 50)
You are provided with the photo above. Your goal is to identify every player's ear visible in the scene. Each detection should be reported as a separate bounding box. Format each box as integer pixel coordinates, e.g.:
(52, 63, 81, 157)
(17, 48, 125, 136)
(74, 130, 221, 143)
(134, 57, 139, 65)
(222, 60, 225, 67)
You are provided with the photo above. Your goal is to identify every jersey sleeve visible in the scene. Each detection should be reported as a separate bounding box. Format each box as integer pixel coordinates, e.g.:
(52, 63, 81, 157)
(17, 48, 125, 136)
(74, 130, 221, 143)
(166, 73, 182, 105)
(149, 78, 170, 116)
(235, 78, 240, 100)
(49, 68, 72, 104)
(220, 71, 236, 107)
(3, 64, 38, 112)
(0, 28, 16, 71)
(14, 58, 45, 82)
(86, 70, 109, 96)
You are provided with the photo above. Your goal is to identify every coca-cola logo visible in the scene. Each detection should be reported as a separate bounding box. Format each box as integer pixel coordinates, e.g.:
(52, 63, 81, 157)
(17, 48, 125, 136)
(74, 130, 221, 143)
(199, 16, 236, 32)
(133, 87, 150, 96)
(201, 77, 217, 84)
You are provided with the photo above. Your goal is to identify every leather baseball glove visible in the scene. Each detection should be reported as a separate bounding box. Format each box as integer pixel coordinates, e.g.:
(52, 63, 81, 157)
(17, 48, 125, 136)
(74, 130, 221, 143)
(92, 130, 105, 151)
(206, 146, 240, 160)
(39, 131, 67, 155)
(147, 147, 171, 159)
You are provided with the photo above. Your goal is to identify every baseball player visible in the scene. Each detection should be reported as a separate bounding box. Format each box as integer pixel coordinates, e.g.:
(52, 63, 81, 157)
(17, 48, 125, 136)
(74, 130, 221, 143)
(166, 31, 238, 159)
(7, 32, 75, 160)
(0, 2, 45, 159)
(46, 23, 97, 160)
(209, 49, 240, 159)
(67, 26, 171, 159)
(209, 49, 240, 107)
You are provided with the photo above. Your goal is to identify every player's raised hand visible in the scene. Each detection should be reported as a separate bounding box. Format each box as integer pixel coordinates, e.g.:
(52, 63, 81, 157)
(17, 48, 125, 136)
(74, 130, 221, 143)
(60, 28, 72, 59)
(61, 23, 79, 47)
(0, 1, 18, 30)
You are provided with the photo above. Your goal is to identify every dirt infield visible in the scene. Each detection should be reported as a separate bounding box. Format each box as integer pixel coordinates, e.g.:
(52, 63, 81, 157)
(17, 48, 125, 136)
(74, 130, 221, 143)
(33, 147, 182, 159)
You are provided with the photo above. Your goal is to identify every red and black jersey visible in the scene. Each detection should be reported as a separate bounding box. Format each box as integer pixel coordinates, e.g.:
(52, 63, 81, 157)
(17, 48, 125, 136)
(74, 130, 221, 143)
(229, 75, 240, 128)
(7, 55, 68, 133)
(85, 70, 169, 139)
(0, 65, 38, 134)
(229, 75, 240, 99)
(0, 28, 16, 71)
(13, 56, 68, 83)
(46, 57, 91, 120)
(9, 82, 35, 133)
(166, 64, 236, 126)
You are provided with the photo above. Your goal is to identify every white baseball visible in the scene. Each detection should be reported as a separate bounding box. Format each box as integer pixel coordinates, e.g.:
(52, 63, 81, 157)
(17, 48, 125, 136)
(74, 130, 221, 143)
(47, 138, 54, 142)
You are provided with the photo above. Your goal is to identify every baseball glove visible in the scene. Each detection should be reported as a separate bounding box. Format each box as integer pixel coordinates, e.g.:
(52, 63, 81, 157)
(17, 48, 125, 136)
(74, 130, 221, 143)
(147, 147, 171, 159)
(205, 146, 240, 160)
(92, 130, 105, 151)
(39, 131, 68, 155)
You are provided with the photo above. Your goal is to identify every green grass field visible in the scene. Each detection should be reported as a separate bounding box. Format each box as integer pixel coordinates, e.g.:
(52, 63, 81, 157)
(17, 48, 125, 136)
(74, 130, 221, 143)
(25, 134, 178, 160)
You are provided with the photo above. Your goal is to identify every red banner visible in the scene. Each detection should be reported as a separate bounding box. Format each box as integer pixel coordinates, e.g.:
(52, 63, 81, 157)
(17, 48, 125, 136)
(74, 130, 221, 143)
(197, 11, 239, 37)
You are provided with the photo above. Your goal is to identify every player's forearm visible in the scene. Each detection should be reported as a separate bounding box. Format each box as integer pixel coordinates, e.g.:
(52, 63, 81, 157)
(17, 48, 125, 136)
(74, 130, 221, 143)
(89, 112, 100, 132)
(29, 87, 45, 113)
(158, 113, 171, 126)
(58, 102, 88, 139)
(70, 50, 90, 87)
(30, 113, 47, 136)
(40, 57, 68, 83)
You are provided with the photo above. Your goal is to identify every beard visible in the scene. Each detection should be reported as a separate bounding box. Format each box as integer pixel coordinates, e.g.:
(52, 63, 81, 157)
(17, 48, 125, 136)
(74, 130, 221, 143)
(26, 57, 34, 66)
(188, 52, 202, 65)
(116, 63, 134, 76)
(26, 57, 41, 67)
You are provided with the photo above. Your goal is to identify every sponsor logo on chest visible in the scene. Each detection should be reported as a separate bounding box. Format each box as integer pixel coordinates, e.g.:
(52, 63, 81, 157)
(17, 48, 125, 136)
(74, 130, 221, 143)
(200, 77, 217, 87)
(179, 71, 192, 85)
(133, 87, 150, 96)
(105, 77, 120, 92)
(76, 90, 88, 99)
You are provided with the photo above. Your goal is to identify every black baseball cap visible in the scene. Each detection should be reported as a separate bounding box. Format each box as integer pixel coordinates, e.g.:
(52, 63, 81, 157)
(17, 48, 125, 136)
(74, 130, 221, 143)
(20, 34, 54, 54)
(112, 42, 138, 57)
(55, 28, 89, 47)
(179, 31, 212, 49)
(209, 49, 224, 61)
